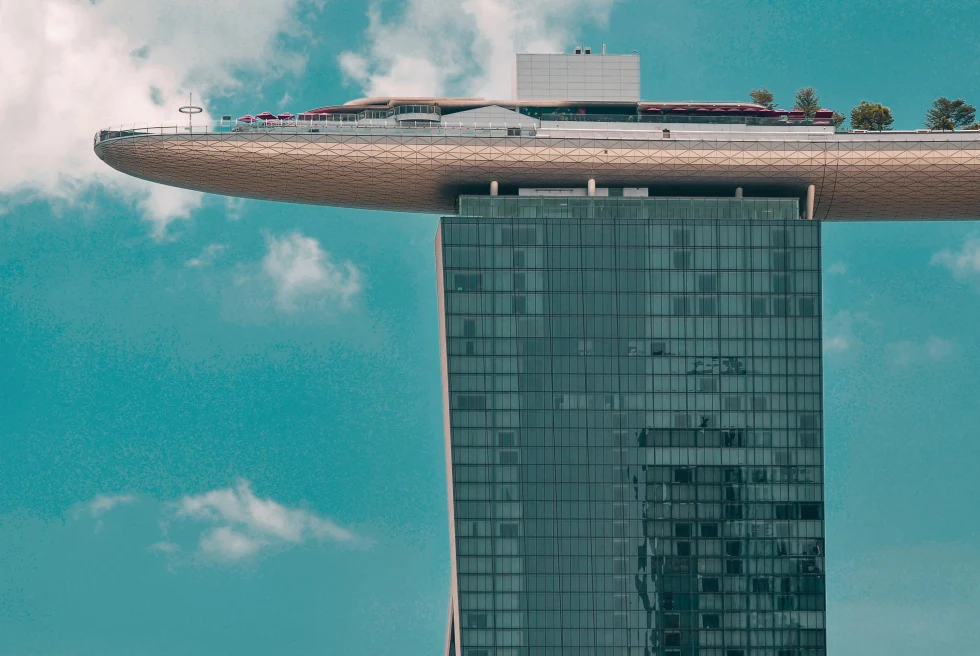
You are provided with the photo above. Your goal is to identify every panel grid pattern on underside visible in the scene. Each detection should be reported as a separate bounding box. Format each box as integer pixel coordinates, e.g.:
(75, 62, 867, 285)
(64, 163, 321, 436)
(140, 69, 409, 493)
(437, 202, 824, 656)
(95, 133, 980, 219)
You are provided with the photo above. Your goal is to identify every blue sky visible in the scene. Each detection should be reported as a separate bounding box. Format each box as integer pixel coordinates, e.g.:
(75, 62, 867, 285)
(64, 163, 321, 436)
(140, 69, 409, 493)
(2, 1, 980, 654)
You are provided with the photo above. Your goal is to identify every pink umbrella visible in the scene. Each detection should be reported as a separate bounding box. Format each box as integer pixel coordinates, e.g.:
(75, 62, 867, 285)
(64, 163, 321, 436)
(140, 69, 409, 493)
(256, 111, 277, 120)
(277, 112, 295, 120)
(237, 115, 257, 123)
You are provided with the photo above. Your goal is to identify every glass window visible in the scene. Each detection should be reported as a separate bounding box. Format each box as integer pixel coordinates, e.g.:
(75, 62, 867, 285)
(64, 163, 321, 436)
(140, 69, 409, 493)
(674, 468, 694, 484)
(672, 250, 693, 269)
(701, 577, 720, 592)
(702, 614, 721, 629)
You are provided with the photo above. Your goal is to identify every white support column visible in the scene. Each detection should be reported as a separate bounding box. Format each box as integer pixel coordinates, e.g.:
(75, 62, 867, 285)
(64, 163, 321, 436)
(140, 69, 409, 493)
(806, 184, 816, 220)
(490, 180, 499, 197)
(587, 178, 596, 197)
(735, 187, 743, 199)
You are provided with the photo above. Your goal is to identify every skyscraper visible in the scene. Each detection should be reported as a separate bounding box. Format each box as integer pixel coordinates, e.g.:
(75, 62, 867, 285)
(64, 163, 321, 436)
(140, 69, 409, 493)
(93, 47, 980, 656)
(437, 197, 822, 656)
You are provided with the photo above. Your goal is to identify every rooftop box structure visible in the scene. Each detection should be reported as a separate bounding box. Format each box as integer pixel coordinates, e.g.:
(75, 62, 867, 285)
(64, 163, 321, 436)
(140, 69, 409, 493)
(515, 49, 640, 102)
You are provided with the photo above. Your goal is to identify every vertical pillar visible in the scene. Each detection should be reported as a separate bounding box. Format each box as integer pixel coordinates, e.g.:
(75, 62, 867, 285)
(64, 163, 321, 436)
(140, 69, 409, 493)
(587, 178, 596, 197)
(735, 187, 743, 199)
(490, 180, 499, 197)
(806, 184, 816, 220)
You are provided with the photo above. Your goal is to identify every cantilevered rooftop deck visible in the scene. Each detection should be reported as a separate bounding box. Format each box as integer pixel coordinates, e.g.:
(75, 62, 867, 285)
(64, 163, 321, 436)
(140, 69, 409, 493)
(94, 98, 980, 220)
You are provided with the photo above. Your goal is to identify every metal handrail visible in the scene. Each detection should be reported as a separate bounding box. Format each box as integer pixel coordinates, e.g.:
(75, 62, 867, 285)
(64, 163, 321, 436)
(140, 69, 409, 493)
(94, 121, 524, 146)
(541, 113, 834, 126)
(95, 118, 980, 147)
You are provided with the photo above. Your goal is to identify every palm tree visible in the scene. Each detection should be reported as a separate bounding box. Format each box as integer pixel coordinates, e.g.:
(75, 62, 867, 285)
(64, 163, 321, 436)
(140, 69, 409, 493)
(925, 97, 976, 131)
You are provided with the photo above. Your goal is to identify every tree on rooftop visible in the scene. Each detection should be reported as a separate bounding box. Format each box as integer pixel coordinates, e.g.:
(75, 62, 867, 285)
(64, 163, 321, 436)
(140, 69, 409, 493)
(793, 87, 821, 119)
(849, 101, 894, 131)
(749, 88, 776, 109)
(965, 123, 980, 131)
(832, 111, 847, 129)
(925, 97, 976, 131)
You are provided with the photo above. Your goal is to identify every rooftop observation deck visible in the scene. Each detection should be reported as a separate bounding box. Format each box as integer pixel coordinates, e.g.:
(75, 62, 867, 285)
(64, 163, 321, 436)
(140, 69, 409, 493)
(95, 100, 851, 146)
(94, 103, 980, 147)
(92, 98, 980, 220)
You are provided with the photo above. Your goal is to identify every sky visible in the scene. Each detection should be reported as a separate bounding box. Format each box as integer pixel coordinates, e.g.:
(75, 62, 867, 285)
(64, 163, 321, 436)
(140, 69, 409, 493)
(2, 0, 980, 654)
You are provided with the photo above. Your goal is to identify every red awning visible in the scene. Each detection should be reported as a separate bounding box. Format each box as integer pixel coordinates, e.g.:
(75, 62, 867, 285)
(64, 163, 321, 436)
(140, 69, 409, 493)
(237, 115, 257, 123)
(277, 112, 295, 120)
(256, 111, 277, 120)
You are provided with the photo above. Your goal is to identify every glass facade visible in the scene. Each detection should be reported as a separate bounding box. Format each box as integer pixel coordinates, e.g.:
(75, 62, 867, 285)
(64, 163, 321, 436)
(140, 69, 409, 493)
(437, 197, 825, 656)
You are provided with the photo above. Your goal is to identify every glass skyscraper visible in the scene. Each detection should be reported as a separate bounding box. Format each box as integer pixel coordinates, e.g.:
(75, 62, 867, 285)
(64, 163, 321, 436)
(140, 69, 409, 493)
(437, 196, 825, 656)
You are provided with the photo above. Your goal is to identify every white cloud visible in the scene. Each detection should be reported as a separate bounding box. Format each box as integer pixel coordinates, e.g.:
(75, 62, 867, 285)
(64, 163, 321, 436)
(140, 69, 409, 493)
(73, 493, 136, 533)
(824, 335, 851, 353)
(73, 481, 361, 562)
(185, 243, 228, 268)
(824, 310, 882, 356)
(86, 493, 136, 517)
(932, 236, 980, 281)
(224, 197, 248, 221)
(827, 262, 848, 275)
(886, 336, 957, 367)
(0, 0, 310, 235)
(199, 527, 265, 560)
(174, 479, 360, 561)
(338, 0, 617, 99)
(262, 232, 362, 311)
(824, 310, 859, 354)
(925, 335, 956, 360)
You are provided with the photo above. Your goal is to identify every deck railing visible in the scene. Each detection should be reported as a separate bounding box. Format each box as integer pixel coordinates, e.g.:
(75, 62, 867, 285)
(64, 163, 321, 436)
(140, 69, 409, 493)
(540, 113, 834, 126)
(94, 120, 515, 145)
(93, 118, 979, 147)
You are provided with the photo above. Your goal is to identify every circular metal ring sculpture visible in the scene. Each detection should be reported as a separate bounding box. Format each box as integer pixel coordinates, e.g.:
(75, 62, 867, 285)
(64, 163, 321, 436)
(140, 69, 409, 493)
(179, 97, 203, 129)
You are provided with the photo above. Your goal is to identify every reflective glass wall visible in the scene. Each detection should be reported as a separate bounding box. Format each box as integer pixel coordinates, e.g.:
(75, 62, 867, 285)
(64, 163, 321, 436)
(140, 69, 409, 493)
(437, 197, 825, 656)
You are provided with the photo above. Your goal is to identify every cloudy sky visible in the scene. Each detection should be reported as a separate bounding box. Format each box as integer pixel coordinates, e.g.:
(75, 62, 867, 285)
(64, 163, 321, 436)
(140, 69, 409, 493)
(2, 1, 980, 654)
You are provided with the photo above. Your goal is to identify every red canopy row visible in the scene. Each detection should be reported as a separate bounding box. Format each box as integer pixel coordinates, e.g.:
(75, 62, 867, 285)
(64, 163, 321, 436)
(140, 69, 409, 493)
(253, 111, 295, 120)
(236, 112, 295, 122)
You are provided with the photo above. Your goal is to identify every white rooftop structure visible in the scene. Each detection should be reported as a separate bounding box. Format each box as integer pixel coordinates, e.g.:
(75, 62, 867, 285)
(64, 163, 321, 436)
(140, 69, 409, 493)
(515, 48, 640, 102)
